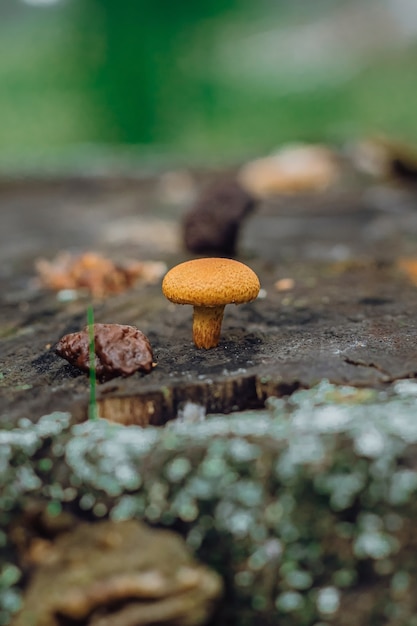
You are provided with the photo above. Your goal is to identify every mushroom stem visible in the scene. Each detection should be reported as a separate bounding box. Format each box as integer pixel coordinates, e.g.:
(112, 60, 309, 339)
(192, 305, 225, 349)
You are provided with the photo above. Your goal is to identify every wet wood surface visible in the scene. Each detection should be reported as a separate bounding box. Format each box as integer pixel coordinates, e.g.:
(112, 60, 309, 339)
(2, 172, 417, 425)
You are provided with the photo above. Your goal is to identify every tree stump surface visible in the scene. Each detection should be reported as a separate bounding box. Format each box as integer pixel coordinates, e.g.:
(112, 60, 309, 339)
(2, 173, 417, 425)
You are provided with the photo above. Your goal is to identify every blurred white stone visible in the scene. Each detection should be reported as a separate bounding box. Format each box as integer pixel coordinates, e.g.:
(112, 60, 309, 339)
(176, 402, 206, 423)
(238, 144, 339, 198)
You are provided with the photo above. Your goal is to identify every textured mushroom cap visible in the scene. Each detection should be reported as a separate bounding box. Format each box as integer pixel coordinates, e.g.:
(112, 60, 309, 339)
(162, 257, 260, 306)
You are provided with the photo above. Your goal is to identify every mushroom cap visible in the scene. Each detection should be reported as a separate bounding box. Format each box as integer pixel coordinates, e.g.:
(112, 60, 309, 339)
(162, 257, 260, 307)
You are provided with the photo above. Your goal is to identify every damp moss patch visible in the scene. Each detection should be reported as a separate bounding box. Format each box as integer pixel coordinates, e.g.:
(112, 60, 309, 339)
(3, 380, 417, 624)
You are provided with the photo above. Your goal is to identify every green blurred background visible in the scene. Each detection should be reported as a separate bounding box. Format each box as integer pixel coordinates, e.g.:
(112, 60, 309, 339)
(1, 0, 416, 170)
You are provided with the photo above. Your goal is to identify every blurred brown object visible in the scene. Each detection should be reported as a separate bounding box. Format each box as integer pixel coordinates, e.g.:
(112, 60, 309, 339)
(183, 180, 256, 256)
(351, 136, 417, 182)
(36, 252, 166, 298)
(274, 277, 295, 292)
(238, 143, 340, 198)
(55, 323, 155, 382)
(13, 519, 223, 626)
(397, 257, 417, 286)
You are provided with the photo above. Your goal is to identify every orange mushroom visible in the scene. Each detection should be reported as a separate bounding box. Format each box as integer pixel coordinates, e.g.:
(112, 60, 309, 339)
(162, 257, 260, 349)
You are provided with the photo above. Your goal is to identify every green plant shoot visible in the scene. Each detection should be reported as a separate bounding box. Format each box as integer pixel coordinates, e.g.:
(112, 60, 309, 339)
(87, 305, 98, 421)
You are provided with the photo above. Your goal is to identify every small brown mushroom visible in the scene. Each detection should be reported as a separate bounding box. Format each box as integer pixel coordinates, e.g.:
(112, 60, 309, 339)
(55, 323, 154, 382)
(162, 258, 260, 349)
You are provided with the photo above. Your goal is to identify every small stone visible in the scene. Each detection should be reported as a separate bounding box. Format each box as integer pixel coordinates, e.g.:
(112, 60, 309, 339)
(274, 278, 295, 292)
(238, 143, 339, 197)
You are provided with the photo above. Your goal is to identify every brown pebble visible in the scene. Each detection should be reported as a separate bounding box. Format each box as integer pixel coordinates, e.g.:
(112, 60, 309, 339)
(55, 323, 154, 382)
(274, 278, 295, 292)
(183, 180, 256, 256)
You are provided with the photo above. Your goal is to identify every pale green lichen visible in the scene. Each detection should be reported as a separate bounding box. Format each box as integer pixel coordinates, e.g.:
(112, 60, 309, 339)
(3, 381, 417, 624)
(316, 586, 341, 615)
